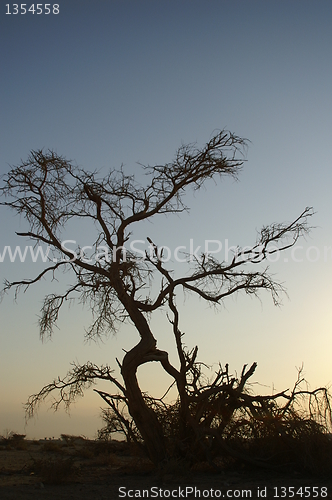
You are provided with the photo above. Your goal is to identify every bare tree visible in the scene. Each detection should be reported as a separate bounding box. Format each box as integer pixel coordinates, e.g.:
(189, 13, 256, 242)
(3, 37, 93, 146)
(0, 131, 315, 465)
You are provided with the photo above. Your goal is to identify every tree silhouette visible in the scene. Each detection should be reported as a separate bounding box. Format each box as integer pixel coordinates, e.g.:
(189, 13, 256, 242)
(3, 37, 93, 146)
(0, 131, 318, 466)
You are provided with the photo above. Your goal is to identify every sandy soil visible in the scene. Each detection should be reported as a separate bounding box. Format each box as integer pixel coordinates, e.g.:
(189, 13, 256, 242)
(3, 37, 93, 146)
(1, 438, 331, 499)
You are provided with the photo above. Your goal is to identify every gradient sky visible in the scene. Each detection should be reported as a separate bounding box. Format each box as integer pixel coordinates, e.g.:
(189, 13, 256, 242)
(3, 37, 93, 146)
(1, 0, 332, 439)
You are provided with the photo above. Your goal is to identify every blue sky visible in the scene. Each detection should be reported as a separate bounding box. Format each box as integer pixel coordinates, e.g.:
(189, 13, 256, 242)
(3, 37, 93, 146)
(1, 0, 332, 439)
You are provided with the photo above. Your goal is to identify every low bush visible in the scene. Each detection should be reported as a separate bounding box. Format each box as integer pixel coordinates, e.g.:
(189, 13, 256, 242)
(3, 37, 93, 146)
(98, 364, 332, 475)
(32, 457, 77, 484)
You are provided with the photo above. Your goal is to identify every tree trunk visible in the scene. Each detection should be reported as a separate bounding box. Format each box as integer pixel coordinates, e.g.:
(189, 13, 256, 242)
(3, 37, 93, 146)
(115, 279, 168, 464)
(121, 342, 167, 465)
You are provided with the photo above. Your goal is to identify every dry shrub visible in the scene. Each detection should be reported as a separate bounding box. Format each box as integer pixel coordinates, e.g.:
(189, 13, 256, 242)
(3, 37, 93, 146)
(76, 443, 95, 460)
(98, 366, 332, 475)
(0, 431, 27, 450)
(79, 438, 135, 459)
(42, 440, 64, 453)
(32, 457, 77, 484)
(60, 434, 86, 445)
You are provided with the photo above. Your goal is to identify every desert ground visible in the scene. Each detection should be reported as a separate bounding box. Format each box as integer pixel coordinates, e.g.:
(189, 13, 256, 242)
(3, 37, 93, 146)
(1, 434, 332, 499)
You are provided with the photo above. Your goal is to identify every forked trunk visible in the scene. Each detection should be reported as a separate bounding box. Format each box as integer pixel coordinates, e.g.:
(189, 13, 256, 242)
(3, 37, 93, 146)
(116, 282, 168, 464)
(121, 350, 167, 465)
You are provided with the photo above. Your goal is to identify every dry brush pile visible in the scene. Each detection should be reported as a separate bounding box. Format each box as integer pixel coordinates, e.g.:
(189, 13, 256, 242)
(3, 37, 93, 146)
(97, 356, 332, 475)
